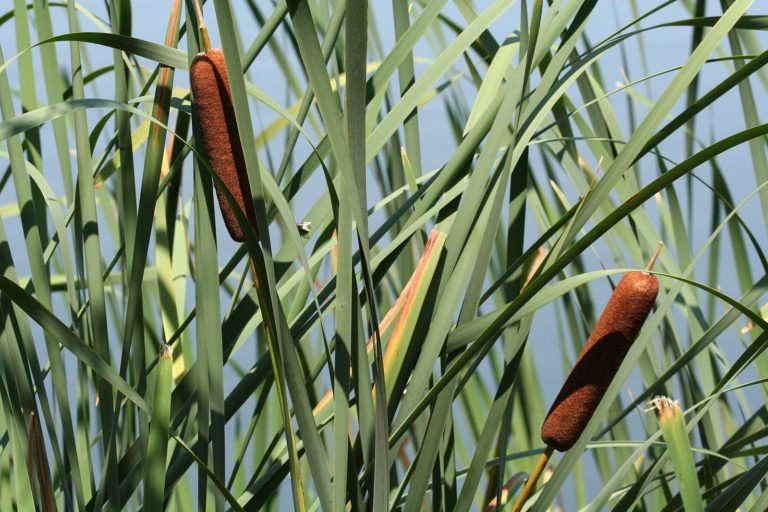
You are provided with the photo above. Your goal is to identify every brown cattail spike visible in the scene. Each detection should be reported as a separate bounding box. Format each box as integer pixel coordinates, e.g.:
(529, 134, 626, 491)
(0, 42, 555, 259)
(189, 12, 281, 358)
(540, 271, 659, 451)
(190, 49, 258, 242)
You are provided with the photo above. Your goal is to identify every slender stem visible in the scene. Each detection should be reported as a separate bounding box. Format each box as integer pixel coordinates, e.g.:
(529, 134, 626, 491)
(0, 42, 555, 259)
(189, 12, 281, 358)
(191, 0, 211, 51)
(511, 445, 555, 512)
(645, 241, 664, 272)
(248, 256, 307, 511)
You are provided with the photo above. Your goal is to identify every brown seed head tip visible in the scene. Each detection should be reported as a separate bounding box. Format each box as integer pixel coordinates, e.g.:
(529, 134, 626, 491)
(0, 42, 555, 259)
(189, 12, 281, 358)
(190, 49, 258, 242)
(541, 271, 659, 451)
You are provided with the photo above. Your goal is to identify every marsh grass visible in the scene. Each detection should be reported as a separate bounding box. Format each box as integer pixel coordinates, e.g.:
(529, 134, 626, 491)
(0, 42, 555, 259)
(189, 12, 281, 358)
(0, 0, 767, 510)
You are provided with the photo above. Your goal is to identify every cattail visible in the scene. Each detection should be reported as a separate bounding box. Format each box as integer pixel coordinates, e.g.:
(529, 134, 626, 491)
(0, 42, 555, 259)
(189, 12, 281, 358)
(190, 48, 258, 242)
(512, 246, 662, 512)
(540, 270, 659, 451)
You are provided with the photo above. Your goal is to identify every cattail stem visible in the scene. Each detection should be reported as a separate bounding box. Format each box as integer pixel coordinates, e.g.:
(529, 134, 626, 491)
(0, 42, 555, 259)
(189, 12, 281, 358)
(248, 256, 306, 511)
(511, 445, 554, 512)
(645, 241, 663, 272)
(191, 0, 211, 51)
(200, 26, 212, 52)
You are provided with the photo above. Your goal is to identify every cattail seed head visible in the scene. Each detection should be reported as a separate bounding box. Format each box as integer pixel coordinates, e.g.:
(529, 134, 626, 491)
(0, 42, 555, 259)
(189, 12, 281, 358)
(190, 48, 258, 242)
(541, 271, 659, 451)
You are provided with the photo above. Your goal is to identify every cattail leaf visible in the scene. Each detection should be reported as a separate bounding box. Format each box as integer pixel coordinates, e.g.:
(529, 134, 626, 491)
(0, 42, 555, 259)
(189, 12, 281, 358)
(392, 0, 422, 179)
(20, 0, 73, 208)
(0, 328, 35, 510)
(454, 322, 531, 512)
(401, 162, 512, 508)
(652, 397, 704, 512)
(307, 229, 446, 429)
(560, 0, 755, 255)
(0, 275, 149, 412)
(382, 230, 447, 397)
(0, 39, 85, 510)
(0, 31, 189, 73)
(464, 32, 519, 134)
(745, 471, 768, 512)
(143, 346, 173, 512)
(367, 0, 512, 160)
